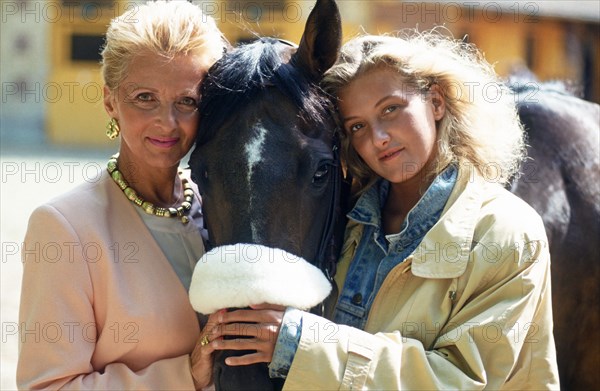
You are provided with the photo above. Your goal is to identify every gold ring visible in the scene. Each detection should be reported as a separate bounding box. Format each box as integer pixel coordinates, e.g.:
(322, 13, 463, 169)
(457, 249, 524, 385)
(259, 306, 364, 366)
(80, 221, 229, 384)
(200, 335, 210, 347)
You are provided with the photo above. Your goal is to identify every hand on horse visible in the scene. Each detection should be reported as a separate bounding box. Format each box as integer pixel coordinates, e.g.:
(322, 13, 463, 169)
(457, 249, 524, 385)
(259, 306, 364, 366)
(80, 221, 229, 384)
(190, 310, 226, 390)
(209, 304, 286, 366)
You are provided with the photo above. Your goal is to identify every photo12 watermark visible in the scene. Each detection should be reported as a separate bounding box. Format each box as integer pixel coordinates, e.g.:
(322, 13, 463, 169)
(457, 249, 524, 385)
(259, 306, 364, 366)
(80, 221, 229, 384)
(1, 161, 104, 184)
(2, 321, 139, 344)
(2, 241, 140, 264)
(2, 82, 103, 105)
(1, 1, 140, 24)
(394, 1, 540, 24)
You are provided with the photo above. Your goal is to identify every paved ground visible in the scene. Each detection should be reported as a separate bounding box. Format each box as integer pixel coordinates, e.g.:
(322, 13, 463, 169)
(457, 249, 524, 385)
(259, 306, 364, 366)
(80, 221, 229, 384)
(1, 145, 113, 390)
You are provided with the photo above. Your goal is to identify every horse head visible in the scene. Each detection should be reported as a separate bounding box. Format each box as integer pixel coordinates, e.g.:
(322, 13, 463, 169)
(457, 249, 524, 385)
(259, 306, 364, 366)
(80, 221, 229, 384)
(188, 0, 342, 389)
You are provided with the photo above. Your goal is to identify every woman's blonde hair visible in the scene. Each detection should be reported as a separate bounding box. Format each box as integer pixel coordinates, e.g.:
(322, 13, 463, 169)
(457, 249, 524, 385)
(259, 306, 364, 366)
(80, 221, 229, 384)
(101, 0, 228, 90)
(322, 31, 526, 191)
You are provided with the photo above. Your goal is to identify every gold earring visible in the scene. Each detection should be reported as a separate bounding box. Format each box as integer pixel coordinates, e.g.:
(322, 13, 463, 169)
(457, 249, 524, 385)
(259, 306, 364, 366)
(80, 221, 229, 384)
(106, 118, 120, 140)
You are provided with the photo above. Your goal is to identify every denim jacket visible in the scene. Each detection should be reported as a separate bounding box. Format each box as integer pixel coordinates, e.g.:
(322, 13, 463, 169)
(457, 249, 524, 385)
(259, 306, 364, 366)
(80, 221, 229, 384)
(334, 165, 457, 329)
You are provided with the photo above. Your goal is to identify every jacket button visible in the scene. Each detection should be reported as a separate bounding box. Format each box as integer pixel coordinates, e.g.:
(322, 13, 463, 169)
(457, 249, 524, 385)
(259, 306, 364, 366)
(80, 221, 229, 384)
(351, 293, 362, 305)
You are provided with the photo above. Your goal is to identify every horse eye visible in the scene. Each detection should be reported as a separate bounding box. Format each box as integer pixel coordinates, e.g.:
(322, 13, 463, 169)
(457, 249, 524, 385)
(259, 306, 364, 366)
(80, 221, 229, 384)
(312, 164, 330, 183)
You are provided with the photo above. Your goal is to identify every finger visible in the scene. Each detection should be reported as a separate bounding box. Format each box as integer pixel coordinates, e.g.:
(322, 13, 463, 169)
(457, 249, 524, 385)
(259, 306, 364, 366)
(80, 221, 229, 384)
(202, 309, 227, 330)
(213, 337, 274, 353)
(190, 332, 221, 388)
(211, 322, 280, 341)
(224, 351, 271, 366)
(222, 308, 283, 324)
(192, 335, 218, 358)
(194, 310, 228, 358)
(250, 303, 286, 311)
(196, 336, 218, 355)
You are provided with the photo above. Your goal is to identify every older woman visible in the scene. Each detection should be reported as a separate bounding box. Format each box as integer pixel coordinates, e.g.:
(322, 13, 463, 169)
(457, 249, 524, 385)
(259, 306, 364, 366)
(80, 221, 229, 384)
(17, 1, 226, 389)
(203, 32, 560, 390)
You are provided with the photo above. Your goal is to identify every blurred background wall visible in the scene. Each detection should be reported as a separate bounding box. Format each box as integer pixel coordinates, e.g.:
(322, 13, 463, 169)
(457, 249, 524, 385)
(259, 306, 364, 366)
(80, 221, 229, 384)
(1, 0, 599, 148)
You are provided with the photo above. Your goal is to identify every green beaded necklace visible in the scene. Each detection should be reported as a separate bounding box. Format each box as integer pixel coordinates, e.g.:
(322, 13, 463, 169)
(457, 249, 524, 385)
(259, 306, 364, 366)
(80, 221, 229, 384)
(107, 155, 194, 224)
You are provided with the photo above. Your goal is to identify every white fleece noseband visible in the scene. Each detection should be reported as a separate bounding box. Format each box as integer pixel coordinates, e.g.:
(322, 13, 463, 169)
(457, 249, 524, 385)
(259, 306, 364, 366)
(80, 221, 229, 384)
(189, 244, 332, 314)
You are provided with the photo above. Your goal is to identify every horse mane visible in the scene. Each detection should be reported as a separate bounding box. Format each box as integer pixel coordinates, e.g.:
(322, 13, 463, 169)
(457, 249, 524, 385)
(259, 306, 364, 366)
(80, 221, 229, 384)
(507, 66, 584, 99)
(196, 37, 332, 145)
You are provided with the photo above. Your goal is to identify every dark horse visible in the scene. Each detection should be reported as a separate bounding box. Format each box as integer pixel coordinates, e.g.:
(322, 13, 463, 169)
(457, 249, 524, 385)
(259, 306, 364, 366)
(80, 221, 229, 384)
(189, 0, 342, 389)
(509, 80, 600, 390)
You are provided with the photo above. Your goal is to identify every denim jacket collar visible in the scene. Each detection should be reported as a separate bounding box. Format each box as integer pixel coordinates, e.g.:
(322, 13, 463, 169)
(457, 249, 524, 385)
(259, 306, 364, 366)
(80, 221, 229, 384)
(348, 165, 456, 243)
(347, 165, 487, 278)
(386, 166, 457, 250)
(346, 182, 383, 229)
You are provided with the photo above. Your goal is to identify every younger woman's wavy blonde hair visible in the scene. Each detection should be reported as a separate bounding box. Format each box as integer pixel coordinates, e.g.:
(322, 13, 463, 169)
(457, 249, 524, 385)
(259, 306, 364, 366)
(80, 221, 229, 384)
(101, 0, 228, 91)
(322, 31, 526, 191)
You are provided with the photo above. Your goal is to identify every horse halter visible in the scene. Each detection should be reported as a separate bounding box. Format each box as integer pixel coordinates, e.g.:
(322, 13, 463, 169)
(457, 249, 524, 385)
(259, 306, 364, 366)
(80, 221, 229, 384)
(271, 37, 348, 284)
(315, 138, 340, 277)
(313, 131, 351, 316)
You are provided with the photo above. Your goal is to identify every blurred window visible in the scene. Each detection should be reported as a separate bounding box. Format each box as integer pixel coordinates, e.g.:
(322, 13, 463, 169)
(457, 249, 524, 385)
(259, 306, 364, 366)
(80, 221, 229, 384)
(71, 34, 105, 62)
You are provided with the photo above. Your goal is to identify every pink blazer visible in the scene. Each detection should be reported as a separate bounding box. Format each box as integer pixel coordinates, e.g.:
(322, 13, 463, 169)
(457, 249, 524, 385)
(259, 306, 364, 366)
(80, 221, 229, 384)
(18, 171, 202, 390)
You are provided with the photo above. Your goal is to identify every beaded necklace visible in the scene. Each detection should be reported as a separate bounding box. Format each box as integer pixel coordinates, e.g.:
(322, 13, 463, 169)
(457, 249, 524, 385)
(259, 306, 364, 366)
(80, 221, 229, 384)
(107, 155, 193, 224)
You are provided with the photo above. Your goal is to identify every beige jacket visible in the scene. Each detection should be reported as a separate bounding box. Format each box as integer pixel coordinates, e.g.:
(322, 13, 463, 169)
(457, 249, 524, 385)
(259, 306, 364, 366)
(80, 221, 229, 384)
(284, 169, 560, 390)
(17, 171, 202, 390)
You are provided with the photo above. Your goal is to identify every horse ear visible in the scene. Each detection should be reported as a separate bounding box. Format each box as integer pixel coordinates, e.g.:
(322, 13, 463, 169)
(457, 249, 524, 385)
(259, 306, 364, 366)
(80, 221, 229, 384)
(293, 0, 342, 80)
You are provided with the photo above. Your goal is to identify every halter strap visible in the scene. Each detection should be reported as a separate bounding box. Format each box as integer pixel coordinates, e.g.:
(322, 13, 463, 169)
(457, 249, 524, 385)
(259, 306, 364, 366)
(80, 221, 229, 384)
(313, 131, 352, 315)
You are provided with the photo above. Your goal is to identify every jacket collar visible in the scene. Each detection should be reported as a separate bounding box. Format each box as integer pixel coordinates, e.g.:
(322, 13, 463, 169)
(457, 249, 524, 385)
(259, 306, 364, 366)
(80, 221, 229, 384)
(409, 166, 487, 278)
(348, 166, 457, 231)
